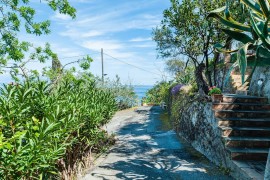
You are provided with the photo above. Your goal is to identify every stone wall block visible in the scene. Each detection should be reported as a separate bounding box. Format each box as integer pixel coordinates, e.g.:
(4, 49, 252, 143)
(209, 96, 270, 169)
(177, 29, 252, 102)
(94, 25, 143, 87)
(178, 101, 231, 168)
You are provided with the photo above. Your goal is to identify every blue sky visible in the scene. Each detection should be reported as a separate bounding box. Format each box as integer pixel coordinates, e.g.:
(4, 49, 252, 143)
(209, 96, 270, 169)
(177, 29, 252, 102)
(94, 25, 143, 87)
(14, 0, 172, 85)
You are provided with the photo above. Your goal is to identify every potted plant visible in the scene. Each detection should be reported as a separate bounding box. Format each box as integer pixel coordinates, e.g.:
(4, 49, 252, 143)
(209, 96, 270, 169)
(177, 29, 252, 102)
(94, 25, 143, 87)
(208, 86, 223, 103)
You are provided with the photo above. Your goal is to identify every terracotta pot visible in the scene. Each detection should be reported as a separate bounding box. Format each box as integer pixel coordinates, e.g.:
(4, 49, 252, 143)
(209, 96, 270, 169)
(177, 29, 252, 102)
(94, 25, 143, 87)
(211, 94, 223, 103)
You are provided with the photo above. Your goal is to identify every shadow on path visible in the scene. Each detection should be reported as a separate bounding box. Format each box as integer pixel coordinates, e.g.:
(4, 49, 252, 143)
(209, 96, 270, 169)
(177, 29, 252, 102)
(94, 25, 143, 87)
(84, 106, 232, 180)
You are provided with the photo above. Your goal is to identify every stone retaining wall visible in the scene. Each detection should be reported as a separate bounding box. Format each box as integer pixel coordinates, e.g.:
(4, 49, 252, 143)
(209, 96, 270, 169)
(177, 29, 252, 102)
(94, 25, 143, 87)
(265, 149, 270, 180)
(249, 66, 270, 100)
(172, 97, 266, 179)
(176, 101, 231, 168)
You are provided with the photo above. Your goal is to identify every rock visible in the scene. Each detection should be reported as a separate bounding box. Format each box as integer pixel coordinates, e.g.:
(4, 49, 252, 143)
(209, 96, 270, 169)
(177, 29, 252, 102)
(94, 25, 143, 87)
(265, 149, 270, 180)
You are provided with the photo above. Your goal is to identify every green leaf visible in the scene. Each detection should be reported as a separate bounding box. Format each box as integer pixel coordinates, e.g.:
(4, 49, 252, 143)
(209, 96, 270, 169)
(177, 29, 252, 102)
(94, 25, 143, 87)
(256, 46, 270, 58)
(237, 43, 250, 84)
(240, 0, 264, 15)
(210, 6, 226, 13)
(222, 29, 253, 44)
(250, 11, 270, 49)
(214, 43, 238, 53)
(263, 17, 270, 37)
(231, 53, 238, 62)
(208, 13, 251, 32)
(43, 122, 59, 137)
(224, 62, 238, 86)
(258, 0, 270, 17)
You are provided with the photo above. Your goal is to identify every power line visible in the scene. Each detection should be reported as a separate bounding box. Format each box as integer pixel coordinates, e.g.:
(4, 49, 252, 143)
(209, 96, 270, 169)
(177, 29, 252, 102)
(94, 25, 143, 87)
(59, 52, 100, 60)
(55, 49, 163, 77)
(103, 52, 171, 78)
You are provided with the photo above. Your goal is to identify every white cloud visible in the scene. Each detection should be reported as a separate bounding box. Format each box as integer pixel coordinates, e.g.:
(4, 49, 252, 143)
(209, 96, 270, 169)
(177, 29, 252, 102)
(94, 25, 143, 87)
(133, 43, 155, 48)
(130, 37, 152, 42)
(52, 12, 72, 21)
(60, 29, 104, 39)
(81, 30, 104, 38)
(23, 0, 171, 85)
(82, 40, 124, 51)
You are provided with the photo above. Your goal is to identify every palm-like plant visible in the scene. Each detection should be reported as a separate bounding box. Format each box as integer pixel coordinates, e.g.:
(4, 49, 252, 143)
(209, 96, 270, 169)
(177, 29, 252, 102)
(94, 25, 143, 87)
(208, 0, 270, 84)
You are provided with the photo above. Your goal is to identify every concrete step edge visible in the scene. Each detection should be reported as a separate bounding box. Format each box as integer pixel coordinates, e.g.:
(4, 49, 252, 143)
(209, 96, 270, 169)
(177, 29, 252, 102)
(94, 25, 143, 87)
(223, 136, 270, 141)
(217, 117, 270, 122)
(222, 95, 268, 99)
(214, 109, 270, 113)
(227, 147, 269, 153)
(219, 126, 270, 131)
(213, 103, 270, 106)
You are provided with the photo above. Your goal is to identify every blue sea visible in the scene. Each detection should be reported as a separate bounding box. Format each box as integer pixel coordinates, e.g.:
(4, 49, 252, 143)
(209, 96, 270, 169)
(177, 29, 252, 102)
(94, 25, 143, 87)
(133, 85, 153, 102)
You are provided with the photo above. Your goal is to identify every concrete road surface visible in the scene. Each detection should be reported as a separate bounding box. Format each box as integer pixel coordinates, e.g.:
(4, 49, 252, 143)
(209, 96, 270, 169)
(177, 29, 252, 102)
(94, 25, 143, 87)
(82, 106, 232, 180)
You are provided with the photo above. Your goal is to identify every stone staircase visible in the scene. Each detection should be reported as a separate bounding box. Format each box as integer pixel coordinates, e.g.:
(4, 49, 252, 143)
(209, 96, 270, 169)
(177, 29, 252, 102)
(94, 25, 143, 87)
(213, 94, 270, 161)
(231, 67, 253, 92)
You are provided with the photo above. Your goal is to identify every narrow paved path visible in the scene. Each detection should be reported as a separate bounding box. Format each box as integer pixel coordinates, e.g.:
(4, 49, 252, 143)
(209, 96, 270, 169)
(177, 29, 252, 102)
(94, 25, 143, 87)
(82, 106, 231, 180)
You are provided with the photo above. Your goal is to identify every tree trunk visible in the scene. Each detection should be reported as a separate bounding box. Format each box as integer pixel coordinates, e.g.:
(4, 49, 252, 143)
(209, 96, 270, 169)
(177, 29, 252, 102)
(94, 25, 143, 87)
(52, 57, 62, 72)
(51, 56, 63, 84)
(205, 52, 212, 87)
(204, 35, 212, 87)
(213, 52, 220, 86)
(195, 63, 209, 95)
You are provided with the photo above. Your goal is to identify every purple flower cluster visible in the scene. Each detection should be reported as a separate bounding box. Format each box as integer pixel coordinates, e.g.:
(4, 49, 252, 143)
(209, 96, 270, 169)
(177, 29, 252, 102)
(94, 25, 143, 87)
(171, 84, 184, 96)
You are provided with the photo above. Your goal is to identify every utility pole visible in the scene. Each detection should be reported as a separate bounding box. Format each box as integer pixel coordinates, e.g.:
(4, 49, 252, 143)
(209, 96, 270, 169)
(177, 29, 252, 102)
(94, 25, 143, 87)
(101, 48, 104, 83)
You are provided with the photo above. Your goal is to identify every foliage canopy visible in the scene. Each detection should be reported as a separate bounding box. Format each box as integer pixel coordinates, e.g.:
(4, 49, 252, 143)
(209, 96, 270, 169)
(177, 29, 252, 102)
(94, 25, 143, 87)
(0, 0, 76, 70)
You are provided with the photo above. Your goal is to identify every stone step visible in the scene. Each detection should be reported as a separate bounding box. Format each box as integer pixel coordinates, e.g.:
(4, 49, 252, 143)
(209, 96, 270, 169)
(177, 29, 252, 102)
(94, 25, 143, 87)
(220, 126, 270, 137)
(231, 68, 253, 75)
(215, 110, 270, 118)
(236, 86, 249, 91)
(231, 74, 249, 79)
(222, 95, 268, 104)
(219, 120, 270, 128)
(223, 136, 270, 142)
(217, 117, 270, 122)
(220, 126, 270, 131)
(228, 148, 269, 160)
(228, 148, 269, 153)
(213, 103, 270, 111)
(235, 90, 248, 96)
(231, 78, 249, 82)
(226, 140, 270, 148)
(231, 70, 253, 75)
(233, 81, 249, 87)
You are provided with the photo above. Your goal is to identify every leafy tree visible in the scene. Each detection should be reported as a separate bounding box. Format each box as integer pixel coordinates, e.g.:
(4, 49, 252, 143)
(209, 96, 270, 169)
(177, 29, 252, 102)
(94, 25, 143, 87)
(153, 0, 227, 93)
(165, 59, 195, 84)
(165, 59, 185, 75)
(145, 81, 171, 104)
(0, 0, 76, 73)
(97, 75, 138, 109)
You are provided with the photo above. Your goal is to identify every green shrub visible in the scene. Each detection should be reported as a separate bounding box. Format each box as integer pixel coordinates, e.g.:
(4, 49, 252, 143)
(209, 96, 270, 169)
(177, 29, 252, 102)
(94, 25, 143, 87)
(144, 81, 171, 105)
(0, 74, 117, 179)
(208, 86, 222, 96)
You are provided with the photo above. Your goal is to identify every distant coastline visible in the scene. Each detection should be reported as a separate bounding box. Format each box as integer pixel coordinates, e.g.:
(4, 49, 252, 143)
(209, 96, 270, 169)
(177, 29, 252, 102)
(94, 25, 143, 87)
(133, 85, 153, 102)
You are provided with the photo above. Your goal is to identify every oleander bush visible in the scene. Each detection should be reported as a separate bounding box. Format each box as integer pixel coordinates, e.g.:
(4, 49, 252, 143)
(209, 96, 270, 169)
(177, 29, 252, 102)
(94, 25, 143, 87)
(0, 73, 117, 179)
(144, 81, 171, 105)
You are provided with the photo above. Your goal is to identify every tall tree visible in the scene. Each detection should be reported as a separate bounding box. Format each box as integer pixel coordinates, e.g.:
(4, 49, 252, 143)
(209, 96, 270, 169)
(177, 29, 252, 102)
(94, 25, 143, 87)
(153, 0, 227, 93)
(0, 0, 76, 73)
(165, 59, 195, 85)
